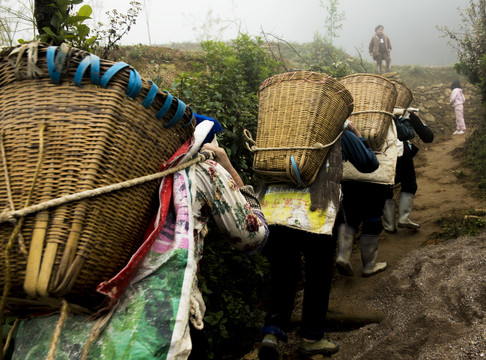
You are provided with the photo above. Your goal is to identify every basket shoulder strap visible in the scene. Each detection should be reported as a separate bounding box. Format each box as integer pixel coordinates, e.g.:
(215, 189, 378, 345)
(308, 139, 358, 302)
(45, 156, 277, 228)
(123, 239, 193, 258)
(47, 45, 69, 84)
(73, 54, 101, 86)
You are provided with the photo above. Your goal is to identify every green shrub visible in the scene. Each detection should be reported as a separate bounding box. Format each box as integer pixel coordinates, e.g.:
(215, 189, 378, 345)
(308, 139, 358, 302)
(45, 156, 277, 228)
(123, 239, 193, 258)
(466, 110, 486, 197)
(196, 224, 270, 359)
(171, 34, 281, 186)
(298, 34, 354, 77)
(436, 208, 486, 239)
(28, 0, 97, 50)
(452, 169, 468, 179)
(171, 34, 279, 357)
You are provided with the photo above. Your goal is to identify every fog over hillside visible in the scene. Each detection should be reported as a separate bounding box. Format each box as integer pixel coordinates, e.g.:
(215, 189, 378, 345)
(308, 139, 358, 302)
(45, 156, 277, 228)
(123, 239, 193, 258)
(91, 0, 469, 66)
(333, 0, 468, 66)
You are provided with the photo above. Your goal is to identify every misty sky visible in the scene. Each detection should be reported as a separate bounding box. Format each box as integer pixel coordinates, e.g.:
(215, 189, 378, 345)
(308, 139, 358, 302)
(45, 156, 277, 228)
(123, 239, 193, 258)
(90, 0, 470, 66)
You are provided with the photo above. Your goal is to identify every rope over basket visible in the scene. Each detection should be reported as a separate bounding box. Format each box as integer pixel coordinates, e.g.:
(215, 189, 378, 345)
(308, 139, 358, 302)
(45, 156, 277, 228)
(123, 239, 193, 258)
(251, 71, 353, 187)
(244, 128, 344, 152)
(0, 41, 195, 313)
(339, 73, 397, 151)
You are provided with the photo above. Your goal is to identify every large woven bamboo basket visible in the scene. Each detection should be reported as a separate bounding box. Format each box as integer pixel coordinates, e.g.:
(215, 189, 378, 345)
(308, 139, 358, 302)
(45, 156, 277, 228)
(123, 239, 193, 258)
(251, 71, 354, 186)
(0, 42, 195, 313)
(339, 73, 397, 151)
(390, 79, 414, 109)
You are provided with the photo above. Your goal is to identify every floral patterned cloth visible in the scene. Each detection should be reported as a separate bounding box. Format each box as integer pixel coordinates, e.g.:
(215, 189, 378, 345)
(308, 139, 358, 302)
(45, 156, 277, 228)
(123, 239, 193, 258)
(12, 122, 268, 360)
(193, 159, 267, 253)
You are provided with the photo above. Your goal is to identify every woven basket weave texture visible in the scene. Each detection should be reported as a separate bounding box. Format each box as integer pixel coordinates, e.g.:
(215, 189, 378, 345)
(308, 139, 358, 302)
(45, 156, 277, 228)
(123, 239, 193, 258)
(390, 79, 414, 109)
(0, 42, 194, 311)
(339, 73, 397, 151)
(253, 71, 354, 186)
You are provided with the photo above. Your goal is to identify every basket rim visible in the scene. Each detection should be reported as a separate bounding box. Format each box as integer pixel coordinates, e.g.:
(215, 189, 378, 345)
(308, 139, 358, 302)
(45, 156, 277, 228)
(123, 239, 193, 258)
(259, 70, 339, 93)
(390, 79, 414, 107)
(0, 41, 196, 130)
(340, 72, 394, 81)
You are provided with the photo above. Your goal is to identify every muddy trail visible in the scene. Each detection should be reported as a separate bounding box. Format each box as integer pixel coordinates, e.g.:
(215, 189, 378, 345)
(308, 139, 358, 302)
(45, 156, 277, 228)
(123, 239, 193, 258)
(244, 124, 486, 359)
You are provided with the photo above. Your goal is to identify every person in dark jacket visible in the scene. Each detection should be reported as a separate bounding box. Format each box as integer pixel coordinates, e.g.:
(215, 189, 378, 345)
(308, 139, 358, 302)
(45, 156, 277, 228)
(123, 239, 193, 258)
(369, 25, 392, 74)
(258, 120, 378, 359)
(335, 115, 416, 278)
(383, 110, 434, 232)
(341, 123, 380, 172)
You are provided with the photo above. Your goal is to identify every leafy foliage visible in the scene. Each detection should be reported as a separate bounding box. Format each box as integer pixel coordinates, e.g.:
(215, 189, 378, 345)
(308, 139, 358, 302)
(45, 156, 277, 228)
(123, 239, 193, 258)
(319, 0, 345, 45)
(169, 34, 282, 357)
(437, 1, 486, 199)
(465, 112, 486, 197)
(194, 224, 270, 359)
(92, 1, 142, 59)
(258, 32, 371, 76)
(436, 208, 486, 239)
(171, 34, 281, 186)
(18, 0, 141, 56)
(300, 33, 355, 77)
(34, 0, 96, 50)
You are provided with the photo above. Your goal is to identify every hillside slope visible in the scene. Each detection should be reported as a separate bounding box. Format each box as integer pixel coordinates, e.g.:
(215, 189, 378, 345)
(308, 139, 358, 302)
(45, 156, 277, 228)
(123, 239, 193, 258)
(112, 45, 464, 90)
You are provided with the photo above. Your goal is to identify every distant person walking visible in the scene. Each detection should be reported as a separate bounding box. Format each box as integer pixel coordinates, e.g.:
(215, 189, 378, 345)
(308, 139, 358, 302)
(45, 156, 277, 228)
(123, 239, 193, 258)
(450, 80, 466, 135)
(369, 25, 392, 75)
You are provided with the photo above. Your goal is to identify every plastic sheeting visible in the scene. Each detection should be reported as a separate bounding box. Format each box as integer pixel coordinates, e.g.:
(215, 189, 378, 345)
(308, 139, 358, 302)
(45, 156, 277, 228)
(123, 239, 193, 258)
(12, 248, 193, 359)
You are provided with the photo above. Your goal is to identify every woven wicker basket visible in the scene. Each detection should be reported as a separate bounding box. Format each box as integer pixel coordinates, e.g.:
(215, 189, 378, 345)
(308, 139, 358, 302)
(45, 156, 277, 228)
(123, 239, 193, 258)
(339, 73, 397, 151)
(0, 42, 195, 312)
(251, 71, 354, 186)
(390, 79, 414, 109)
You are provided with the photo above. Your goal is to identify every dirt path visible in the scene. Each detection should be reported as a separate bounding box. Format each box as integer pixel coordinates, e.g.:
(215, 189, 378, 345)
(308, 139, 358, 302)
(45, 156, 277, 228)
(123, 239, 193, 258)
(319, 131, 485, 359)
(244, 127, 486, 359)
(326, 131, 482, 323)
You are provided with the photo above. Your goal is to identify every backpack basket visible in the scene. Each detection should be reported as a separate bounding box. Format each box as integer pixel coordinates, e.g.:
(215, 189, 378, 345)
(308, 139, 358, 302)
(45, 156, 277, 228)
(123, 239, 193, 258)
(249, 71, 354, 187)
(0, 42, 195, 313)
(339, 73, 397, 151)
(390, 79, 414, 109)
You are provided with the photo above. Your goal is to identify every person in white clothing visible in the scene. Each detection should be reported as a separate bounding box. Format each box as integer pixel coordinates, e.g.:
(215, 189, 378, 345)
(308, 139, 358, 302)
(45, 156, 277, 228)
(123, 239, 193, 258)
(450, 80, 466, 135)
